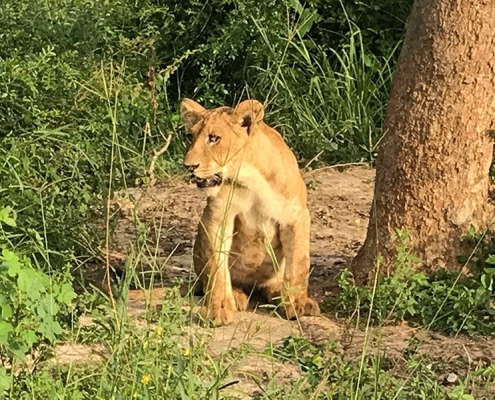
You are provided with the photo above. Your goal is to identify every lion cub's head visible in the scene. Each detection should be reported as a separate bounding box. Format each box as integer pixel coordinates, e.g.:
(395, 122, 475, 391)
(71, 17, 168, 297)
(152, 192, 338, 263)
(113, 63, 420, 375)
(180, 98, 264, 189)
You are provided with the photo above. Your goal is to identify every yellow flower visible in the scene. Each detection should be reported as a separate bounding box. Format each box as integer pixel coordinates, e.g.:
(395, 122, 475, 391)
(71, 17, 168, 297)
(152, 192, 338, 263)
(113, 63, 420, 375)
(182, 347, 190, 357)
(155, 326, 163, 336)
(141, 374, 151, 385)
(133, 392, 138, 398)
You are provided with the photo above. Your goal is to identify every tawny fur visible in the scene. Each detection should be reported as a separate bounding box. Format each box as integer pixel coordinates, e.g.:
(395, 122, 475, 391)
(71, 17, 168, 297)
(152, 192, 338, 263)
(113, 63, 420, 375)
(181, 98, 320, 326)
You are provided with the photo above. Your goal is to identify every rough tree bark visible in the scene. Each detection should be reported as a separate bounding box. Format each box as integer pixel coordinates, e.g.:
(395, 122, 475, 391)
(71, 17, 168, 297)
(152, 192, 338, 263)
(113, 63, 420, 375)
(352, 0, 495, 284)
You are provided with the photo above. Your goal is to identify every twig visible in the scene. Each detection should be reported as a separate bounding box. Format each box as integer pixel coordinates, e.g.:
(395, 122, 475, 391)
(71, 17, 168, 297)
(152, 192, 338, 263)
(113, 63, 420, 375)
(147, 131, 173, 186)
(218, 380, 240, 391)
(303, 150, 324, 171)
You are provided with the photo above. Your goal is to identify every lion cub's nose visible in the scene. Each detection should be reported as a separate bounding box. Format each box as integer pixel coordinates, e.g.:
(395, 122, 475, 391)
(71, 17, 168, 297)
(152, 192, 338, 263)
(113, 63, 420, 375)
(184, 162, 199, 173)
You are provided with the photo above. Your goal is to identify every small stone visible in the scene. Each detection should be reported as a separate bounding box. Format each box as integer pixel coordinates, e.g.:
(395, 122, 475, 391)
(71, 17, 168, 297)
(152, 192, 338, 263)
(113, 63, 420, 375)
(446, 373, 458, 384)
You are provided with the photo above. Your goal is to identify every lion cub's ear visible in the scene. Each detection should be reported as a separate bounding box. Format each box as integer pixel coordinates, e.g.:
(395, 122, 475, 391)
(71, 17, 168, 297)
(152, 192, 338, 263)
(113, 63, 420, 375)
(181, 98, 206, 130)
(233, 100, 264, 134)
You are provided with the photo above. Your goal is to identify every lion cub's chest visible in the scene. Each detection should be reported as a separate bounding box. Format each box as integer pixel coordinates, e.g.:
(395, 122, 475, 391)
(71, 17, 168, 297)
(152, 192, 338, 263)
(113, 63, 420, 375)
(231, 185, 298, 232)
(237, 202, 277, 235)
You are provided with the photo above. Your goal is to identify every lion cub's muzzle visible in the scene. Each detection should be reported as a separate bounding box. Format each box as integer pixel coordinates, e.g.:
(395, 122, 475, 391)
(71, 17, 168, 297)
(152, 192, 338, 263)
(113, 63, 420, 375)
(183, 161, 223, 188)
(191, 173, 223, 188)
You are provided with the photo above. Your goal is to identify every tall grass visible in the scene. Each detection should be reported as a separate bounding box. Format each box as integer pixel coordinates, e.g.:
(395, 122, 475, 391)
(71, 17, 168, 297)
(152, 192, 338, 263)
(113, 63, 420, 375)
(252, 13, 400, 164)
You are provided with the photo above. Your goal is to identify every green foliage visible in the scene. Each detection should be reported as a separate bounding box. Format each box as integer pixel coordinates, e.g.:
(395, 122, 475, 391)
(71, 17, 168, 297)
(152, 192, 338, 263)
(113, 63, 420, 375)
(0, 206, 76, 393)
(458, 225, 495, 292)
(0, 0, 411, 164)
(0, 0, 195, 252)
(308, 0, 413, 58)
(253, 21, 399, 163)
(332, 229, 495, 337)
(4, 288, 238, 399)
(266, 336, 453, 399)
(246, 0, 412, 163)
(334, 229, 426, 323)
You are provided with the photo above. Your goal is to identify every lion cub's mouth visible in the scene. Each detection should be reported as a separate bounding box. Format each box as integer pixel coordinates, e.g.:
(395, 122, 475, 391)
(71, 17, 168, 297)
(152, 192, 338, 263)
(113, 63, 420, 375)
(191, 173, 223, 188)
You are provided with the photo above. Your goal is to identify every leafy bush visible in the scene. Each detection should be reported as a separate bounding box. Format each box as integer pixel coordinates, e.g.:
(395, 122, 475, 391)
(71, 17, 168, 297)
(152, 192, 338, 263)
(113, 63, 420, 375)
(0, 2, 193, 268)
(332, 229, 495, 337)
(0, 206, 76, 393)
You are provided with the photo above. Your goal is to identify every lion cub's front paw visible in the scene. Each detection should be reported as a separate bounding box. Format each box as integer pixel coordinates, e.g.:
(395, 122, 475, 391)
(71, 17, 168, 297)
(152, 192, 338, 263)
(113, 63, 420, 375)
(283, 296, 320, 320)
(199, 296, 237, 326)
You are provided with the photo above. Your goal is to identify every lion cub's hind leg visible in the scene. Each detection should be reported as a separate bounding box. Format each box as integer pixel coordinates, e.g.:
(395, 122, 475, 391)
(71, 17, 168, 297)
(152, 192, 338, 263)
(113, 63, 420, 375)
(232, 287, 249, 311)
(278, 212, 320, 319)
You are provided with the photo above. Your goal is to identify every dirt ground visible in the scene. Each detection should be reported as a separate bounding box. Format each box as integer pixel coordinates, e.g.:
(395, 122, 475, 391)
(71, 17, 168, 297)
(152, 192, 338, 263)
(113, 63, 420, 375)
(63, 166, 495, 398)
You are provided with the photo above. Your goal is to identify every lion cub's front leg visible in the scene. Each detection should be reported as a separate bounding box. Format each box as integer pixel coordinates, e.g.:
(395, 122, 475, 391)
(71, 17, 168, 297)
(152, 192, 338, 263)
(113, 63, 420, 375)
(193, 205, 246, 326)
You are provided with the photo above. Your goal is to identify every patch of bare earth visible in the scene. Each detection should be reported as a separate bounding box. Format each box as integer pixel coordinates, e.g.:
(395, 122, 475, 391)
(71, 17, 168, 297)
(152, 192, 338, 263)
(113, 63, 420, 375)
(58, 166, 495, 398)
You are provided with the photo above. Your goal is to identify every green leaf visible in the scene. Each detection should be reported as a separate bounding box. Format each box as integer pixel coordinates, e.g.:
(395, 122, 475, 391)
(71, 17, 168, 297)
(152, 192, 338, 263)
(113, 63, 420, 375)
(467, 224, 476, 237)
(17, 267, 34, 292)
(1, 304, 12, 319)
(1, 249, 21, 277)
(44, 294, 59, 315)
(9, 341, 28, 362)
(58, 282, 76, 305)
(38, 319, 62, 343)
(0, 207, 16, 227)
(0, 321, 13, 344)
(0, 367, 11, 393)
(36, 303, 47, 318)
(17, 267, 45, 298)
(312, 355, 322, 367)
(297, 10, 321, 38)
(20, 330, 37, 348)
(481, 274, 493, 290)
(363, 53, 374, 68)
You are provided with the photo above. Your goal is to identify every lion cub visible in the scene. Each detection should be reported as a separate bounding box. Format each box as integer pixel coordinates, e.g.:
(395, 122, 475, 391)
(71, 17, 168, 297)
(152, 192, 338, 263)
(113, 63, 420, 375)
(181, 98, 320, 325)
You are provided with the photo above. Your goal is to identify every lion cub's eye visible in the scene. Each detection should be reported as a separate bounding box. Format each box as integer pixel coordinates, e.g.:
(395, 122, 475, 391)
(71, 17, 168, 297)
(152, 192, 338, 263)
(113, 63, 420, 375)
(185, 133, 194, 144)
(208, 133, 220, 144)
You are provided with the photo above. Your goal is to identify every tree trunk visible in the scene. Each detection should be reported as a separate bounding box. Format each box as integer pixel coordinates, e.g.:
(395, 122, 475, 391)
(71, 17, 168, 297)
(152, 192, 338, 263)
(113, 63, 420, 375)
(352, 0, 495, 284)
